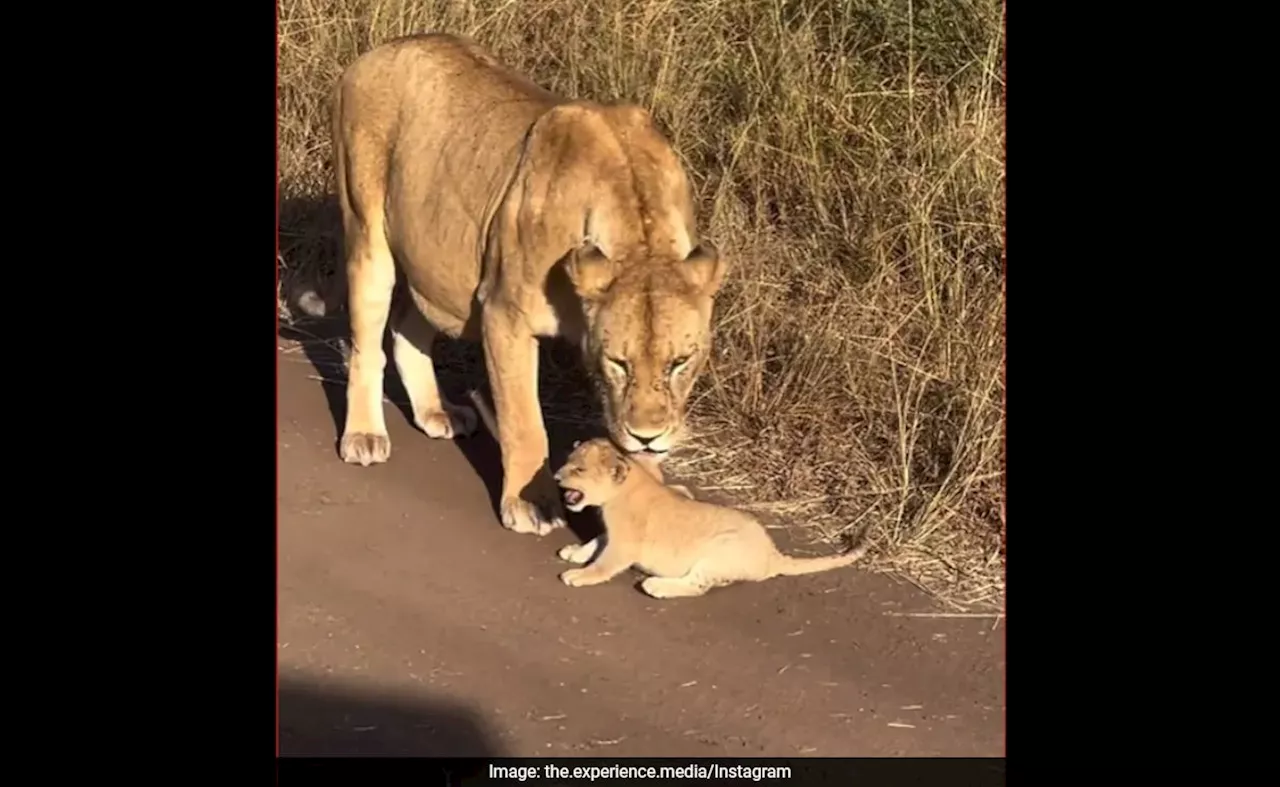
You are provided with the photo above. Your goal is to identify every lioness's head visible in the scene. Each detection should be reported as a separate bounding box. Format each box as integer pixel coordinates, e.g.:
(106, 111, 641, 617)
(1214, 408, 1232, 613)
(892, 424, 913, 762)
(564, 241, 729, 458)
(554, 437, 632, 512)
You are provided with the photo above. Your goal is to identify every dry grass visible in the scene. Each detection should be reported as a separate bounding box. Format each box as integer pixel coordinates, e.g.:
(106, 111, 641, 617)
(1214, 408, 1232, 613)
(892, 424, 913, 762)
(277, 0, 1006, 611)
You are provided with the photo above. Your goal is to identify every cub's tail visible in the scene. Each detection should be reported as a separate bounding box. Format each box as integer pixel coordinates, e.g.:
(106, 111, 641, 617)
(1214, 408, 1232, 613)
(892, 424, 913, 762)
(770, 526, 872, 577)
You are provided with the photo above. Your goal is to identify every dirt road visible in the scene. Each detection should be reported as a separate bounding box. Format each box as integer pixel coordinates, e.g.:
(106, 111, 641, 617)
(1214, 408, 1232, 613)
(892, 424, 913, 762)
(277, 339, 1004, 757)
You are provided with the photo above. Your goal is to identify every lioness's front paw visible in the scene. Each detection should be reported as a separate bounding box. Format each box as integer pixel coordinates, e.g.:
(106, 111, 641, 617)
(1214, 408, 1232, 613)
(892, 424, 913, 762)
(415, 403, 478, 439)
(500, 496, 565, 536)
(339, 432, 391, 466)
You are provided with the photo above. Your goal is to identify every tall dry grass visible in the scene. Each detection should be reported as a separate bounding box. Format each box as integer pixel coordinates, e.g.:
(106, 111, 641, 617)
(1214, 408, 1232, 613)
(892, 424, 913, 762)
(278, 0, 1006, 610)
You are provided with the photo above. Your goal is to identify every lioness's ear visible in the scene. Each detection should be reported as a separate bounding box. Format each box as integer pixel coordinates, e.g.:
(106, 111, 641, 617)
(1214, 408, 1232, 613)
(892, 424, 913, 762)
(680, 240, 730, 297)
(564, 244, 617, 301)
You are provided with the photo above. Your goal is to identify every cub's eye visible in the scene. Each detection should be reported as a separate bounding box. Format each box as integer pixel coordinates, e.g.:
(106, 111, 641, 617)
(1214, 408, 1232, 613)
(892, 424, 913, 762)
(605, 357, 629, 375)
(670, 355, 692, 372)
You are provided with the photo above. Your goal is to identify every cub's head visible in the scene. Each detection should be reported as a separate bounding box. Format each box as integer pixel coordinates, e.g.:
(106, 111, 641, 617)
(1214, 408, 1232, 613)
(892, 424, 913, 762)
(553, 438, 633, 512)
(564, 241, 730, 459)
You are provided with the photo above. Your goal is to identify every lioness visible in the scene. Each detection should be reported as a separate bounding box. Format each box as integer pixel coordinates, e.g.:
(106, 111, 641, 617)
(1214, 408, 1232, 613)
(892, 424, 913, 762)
(329, 33, 730, 536)
(553, 439, 870, 598)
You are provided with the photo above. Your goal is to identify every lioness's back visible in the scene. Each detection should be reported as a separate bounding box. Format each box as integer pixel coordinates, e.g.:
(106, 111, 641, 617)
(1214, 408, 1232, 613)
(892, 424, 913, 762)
(332, 32, 567, 304)
(336, 33, 559, 126)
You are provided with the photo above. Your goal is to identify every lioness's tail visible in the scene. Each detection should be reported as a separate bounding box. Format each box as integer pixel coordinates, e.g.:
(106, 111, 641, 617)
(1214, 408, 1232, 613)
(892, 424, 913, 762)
(290, 273, 347, 319)
(770, 527, 871, 577)
(467, 389, 500, 440)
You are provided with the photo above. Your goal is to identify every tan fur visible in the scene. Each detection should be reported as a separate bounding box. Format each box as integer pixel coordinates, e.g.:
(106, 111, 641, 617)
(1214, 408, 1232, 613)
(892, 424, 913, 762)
(552, 439, 869, 598)
(330, 34, 730, 536)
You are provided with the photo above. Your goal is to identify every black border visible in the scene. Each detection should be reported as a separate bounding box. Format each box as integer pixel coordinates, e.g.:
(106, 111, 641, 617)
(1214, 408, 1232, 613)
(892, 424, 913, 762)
(117, 0, 279, 766)
(279, 757, 1003, 786)
(93, 0, 279, 765)
(1001, 4, 1264, 786)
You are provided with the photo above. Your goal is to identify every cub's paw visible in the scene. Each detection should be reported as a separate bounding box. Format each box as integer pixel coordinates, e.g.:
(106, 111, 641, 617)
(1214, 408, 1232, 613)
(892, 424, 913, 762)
(415, 403, 478, 439)
(640, 576, 709, 599)
(339, 432, 391, 466)
(558, 542, 594, 564)
(560, 568, 592, 587)
(500, 496, 565, 536)
(640, 577, 670, 598)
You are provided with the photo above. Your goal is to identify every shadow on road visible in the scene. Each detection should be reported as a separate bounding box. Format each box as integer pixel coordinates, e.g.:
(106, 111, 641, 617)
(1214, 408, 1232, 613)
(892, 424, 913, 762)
(278, 195, 608, 543)
(279, 674, 506, 756)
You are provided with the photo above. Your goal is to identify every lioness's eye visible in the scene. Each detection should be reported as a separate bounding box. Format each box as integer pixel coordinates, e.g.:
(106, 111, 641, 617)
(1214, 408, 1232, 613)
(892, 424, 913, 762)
(670, 355, 691, 371)
(606, 357, 629, 374)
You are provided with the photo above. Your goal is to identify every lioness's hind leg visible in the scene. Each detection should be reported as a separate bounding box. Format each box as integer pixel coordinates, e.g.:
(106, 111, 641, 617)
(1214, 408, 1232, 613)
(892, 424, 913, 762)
(335, 113, 396, 467)
(337, 227, 396, 466)
(392, 307, 477, 439)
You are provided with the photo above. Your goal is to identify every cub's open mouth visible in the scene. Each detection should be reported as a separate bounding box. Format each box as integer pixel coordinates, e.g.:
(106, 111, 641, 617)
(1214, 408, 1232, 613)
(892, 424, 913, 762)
(563, 489, 584, 506)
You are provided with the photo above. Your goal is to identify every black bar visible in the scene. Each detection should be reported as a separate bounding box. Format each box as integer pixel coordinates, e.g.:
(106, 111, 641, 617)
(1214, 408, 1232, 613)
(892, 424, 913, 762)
(278, 757, 1005, 787)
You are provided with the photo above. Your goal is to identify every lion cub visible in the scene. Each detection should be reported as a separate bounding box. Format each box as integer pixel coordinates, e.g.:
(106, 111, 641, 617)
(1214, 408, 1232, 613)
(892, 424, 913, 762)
(552, 438, 869, 598)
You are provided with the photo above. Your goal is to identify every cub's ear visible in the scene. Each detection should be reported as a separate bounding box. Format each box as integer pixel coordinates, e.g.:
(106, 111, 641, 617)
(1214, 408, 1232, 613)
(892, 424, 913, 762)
(609, 451, 631, 485)
(679, 240, 730, 297)
(564, 244, 618, 301)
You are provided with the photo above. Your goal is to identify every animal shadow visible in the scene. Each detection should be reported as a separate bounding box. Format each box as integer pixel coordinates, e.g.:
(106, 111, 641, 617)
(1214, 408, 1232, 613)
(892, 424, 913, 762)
(278, 674, 506, 756)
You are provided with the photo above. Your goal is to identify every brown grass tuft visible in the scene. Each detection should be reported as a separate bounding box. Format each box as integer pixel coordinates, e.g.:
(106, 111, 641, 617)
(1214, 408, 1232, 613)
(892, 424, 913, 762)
(278, 0, 1006, 611)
